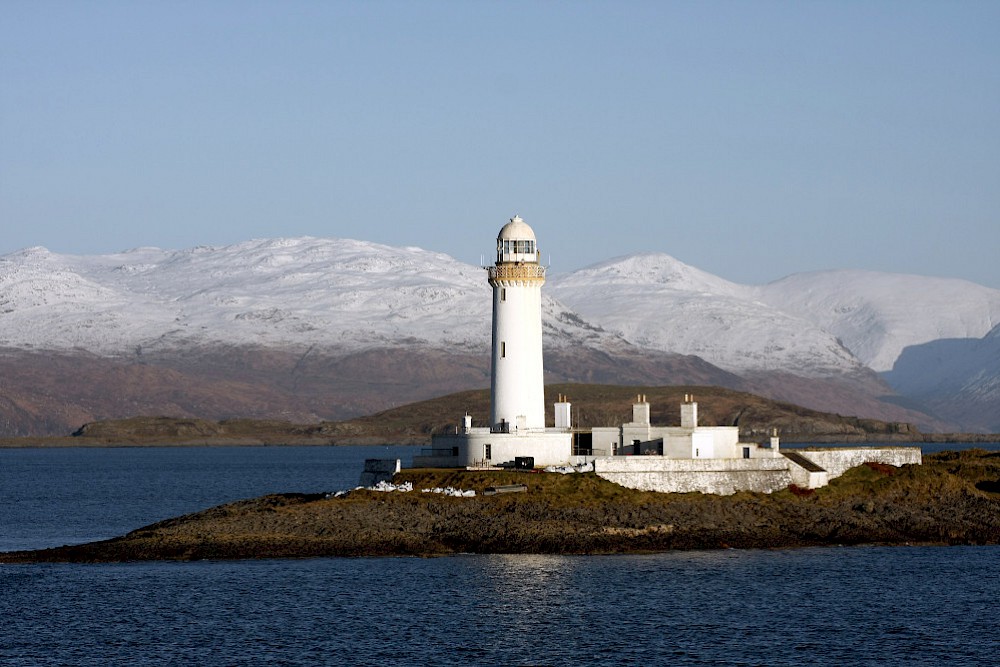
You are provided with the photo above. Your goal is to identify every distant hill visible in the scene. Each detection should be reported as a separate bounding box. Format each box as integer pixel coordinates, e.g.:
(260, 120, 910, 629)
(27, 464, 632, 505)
(884, 323, 1000, 432)
(19, 384, 996, 448)
(334, 384, 933, 445)
(2, 237, 999, 434)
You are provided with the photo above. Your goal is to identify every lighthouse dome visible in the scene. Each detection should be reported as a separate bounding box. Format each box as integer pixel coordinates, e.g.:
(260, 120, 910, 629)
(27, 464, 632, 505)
(496, 215, 538, 263)
(498, 215, 536, 242)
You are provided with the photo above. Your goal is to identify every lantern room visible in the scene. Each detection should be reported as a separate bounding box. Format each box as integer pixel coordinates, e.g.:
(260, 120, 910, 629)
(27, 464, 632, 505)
(496, 215, 539, 264)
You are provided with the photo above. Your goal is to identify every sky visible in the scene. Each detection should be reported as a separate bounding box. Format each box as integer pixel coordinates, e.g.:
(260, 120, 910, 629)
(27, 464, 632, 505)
(2, 1, 998, 287)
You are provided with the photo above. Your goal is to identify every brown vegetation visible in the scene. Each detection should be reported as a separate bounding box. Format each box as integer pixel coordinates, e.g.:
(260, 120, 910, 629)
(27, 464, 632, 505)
(0, 342, 954, 438)
(6, 382, 997, 448)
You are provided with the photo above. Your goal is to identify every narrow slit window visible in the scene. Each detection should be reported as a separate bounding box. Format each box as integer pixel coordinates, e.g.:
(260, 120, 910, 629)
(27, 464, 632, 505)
(501, 288, 506, 302)
(501, 341, 505, 358)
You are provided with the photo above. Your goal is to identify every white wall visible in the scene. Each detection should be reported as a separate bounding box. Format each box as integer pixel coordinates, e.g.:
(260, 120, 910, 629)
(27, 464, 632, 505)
(592, 427, 621, 455)
(794, 447, 922, 478)
(594, 457, 792, 495)
(417, 431, 573, 468)
(592, 447, 923, 495)
(554, 402, 571, 429)
(490, 278, 546, 430)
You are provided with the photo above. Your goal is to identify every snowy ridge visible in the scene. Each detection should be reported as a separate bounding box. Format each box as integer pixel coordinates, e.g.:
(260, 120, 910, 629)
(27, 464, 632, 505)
(547, 254, 866, 377)
(885, 323, 1000, 398)
(754, 271, 1000, 372)
(0, 238, 616, 357)
(1, 238, 487, 353)
(880, 322, 1000, 431)
(3, 239, 999, 384)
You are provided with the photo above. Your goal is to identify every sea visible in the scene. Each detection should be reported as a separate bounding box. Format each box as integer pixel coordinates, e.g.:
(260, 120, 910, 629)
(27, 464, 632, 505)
(2, 443, 999, 666)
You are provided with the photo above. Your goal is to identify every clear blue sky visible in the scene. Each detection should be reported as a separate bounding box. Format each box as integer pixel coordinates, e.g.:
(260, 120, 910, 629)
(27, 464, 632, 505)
(3, 1, 998, 287)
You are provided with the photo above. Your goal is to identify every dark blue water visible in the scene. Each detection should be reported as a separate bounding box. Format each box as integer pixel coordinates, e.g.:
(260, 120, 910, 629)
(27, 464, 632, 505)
(0, 445, 412, 551)
(2, 444, 999, 666)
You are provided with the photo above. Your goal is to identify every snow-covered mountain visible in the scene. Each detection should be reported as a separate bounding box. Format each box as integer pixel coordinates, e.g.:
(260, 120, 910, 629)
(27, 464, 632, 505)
(882, 323, 1000, 432)
(2, 237, 998, 434)
(753, 270, 1000, 372)
(886, 323, 1000, 396)
(0, 238, 622, 357)
(1, 240, 479, 354)
(8, 241, 996, 380)
(547, 254, 867, 378)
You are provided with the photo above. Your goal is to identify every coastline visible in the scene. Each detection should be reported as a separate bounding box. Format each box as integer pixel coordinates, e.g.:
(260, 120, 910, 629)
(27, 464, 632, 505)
(3, 449, 998, 563)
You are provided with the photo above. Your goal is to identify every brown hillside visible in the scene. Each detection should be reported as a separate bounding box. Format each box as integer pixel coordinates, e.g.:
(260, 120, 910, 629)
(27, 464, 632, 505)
(341, 383, 925, 444)
(41, 383, 998, 448)
(0, 344, 747, 437)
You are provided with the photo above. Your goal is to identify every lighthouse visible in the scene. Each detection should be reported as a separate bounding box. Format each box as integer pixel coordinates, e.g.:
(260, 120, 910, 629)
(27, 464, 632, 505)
(413, 215, 573, 469)
(489, 216, 546, 432)
(409, 214, 919, 487)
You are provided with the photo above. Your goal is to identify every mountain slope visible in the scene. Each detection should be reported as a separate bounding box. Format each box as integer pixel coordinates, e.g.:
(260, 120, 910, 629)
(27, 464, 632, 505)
(2, 238, 652, 357)
(1, 238, 995, 435)
(754, 270, 1000, 372)
(548, 254, 868, 378)
(883, 323, 1000, 432)
(1, 240, 489, 354)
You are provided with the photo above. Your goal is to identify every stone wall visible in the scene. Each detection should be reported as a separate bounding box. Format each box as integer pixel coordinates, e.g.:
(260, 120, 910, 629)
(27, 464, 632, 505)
(592, 447, 923, 495)
(795, 447, 922, 479)
(593, 457, 792, 495)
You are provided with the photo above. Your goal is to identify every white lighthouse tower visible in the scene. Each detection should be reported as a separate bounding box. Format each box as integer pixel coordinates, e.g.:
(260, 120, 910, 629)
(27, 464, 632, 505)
(489, 215, 546, 432)
(413, 215, 573, 469)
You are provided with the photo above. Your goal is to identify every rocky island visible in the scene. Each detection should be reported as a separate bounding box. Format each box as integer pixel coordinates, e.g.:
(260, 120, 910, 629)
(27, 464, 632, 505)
(3, 449, 998, 563)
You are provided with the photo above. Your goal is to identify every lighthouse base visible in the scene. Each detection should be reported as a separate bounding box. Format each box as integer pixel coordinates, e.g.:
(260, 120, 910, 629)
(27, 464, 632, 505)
(414, 429, 573, 469)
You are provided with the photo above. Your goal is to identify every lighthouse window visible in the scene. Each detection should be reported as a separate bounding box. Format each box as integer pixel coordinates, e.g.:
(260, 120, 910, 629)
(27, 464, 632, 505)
(501, 341, 505, 358)
(500, 239, 537, 256)
(501, 288, 506, 302)
(510, 239, 533, 255)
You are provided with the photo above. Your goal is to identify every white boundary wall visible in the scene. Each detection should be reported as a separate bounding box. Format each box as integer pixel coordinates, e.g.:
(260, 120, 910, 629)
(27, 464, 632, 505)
(793, 447, 922, 478)
(592, 447, 923, 495)
(594, 457, 792, 495)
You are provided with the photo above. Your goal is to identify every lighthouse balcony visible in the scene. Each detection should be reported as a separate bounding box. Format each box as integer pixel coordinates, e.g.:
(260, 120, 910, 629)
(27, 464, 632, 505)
(488, 263, 545, 284)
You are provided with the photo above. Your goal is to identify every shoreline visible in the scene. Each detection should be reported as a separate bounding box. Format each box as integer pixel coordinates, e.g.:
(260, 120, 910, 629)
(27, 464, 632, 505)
(3, 449, 998, 563)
